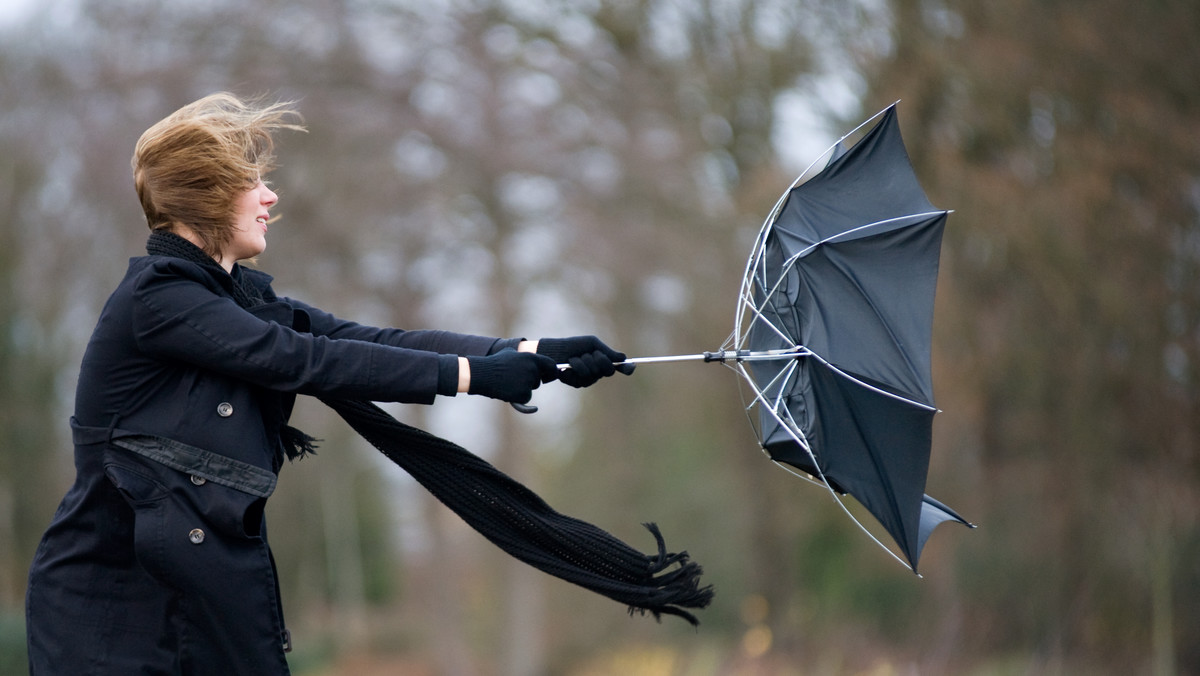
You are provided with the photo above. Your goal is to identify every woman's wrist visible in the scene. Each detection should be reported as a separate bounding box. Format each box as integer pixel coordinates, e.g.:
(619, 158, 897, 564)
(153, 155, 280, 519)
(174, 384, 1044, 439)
(458, 357, 470, 393)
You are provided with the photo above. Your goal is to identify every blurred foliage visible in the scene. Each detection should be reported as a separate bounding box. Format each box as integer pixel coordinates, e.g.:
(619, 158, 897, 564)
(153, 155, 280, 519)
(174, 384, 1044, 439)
(855, 0, 1200, 673)
(0, 0, 1197, 674)
(0, 611, 28, 676)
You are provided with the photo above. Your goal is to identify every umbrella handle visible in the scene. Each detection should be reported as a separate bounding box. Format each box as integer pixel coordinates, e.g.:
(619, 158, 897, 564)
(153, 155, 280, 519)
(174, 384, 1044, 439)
(511, 402, 538, 414)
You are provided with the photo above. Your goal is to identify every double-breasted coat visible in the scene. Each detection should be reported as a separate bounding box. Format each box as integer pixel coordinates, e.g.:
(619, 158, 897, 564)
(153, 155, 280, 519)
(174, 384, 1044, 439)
(26, 254, 506, 674)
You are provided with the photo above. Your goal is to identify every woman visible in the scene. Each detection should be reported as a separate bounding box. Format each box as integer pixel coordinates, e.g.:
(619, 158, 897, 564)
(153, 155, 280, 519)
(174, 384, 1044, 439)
(24, 93, 635, 674)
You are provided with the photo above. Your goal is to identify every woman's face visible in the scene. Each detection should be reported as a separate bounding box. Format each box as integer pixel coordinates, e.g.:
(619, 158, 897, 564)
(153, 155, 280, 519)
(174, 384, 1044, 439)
(225, 179, 279, 264)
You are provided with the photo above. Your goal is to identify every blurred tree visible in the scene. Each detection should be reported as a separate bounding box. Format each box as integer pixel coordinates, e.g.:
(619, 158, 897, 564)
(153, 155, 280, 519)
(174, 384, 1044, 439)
(14, 0, 1194, 673)
(856, 0, 1200, 672)
(0, 75, 62, 676)
(0, 0, 927, 671)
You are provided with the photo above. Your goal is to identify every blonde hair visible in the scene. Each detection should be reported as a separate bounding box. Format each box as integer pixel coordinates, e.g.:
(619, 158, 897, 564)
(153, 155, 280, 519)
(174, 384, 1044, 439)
(133, 92, 304, 256)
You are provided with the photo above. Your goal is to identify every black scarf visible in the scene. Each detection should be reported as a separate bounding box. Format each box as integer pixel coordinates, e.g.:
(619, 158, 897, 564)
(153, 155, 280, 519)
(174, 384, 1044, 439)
(146, 230, 713, 624)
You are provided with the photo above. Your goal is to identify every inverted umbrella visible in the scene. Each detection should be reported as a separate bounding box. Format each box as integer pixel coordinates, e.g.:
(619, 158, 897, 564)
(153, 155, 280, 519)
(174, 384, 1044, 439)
(735, 102, 974, 572)
(546, 103, 973, 572)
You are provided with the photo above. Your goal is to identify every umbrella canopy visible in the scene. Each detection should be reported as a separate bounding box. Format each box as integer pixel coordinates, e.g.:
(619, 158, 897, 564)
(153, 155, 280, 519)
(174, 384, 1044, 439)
(527, 103, 972, 575)
(737, 104, 972, 572)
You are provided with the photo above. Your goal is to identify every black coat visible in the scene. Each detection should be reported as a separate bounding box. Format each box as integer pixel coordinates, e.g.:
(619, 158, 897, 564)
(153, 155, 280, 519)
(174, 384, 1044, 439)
(26, 255, 502, 675)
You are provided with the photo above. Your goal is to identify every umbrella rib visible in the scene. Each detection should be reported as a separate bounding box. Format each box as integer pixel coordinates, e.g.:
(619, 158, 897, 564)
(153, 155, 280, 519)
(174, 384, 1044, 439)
(832, 376, 922, 570)
(792, 211, 948, 259)
(741, 296, 799, 349)
(753, 213, 944, 405)
(732, 363, 812, 479)
(736, 101, 901, 347)
(738, 212, 945, 365)
(805, 350, 936, 412)
(823, 222, 942, 402)
(722, 101, 958, 573)
(738, 251, 935, 409)
(770, 458, 916, 572)
(767, 361, 799, 422)
(734, 360, 809, 452)
(735, 248, 807, 349)
(734, 361, 917, 572)
(734, 295, 791, 351)
(785, 101, 901, 197)
(735, 360, 790, 419)
(735, 262, 780, 347)
(734, 220, 781, 346)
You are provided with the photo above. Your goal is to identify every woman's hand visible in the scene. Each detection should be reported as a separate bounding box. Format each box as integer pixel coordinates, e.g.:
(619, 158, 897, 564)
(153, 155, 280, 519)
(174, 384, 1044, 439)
(535, 335, 635, 388)
(461, 349, 559, 403)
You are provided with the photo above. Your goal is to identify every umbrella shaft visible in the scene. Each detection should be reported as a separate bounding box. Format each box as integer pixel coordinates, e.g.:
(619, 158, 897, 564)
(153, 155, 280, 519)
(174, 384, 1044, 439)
(605, 348, 805, 367)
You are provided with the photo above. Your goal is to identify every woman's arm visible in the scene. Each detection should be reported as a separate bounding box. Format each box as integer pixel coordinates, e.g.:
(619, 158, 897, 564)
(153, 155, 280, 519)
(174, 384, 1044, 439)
(132, 262, 453, 403)
(284, 296, 507, 357)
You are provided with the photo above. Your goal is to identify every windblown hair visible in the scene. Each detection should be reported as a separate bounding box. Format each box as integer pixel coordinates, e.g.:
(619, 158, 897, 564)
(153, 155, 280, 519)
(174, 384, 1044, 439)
(132, 93, 304, 257)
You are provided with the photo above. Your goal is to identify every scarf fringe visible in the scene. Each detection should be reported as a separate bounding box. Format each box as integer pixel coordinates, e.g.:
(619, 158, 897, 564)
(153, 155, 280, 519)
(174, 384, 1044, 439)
(627, 522, 713, 625)
(280, 425, 320, 461)
(322, 398, 713, 625)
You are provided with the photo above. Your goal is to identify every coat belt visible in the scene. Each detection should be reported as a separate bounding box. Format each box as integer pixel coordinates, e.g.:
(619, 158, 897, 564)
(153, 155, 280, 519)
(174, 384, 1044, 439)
(71, 417, 277, 498)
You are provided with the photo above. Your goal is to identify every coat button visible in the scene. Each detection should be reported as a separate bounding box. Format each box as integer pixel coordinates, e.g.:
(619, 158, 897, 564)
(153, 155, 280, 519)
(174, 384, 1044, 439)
(216, 402, 234, 417)
(188, 528, 206, 544)
(190, 475, 207, 486)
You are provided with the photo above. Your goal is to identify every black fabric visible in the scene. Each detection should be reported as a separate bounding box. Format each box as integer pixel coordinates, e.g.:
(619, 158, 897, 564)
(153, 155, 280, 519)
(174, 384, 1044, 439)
(537, 335, 634, 387)
(466, 349, 558, 403)
(435, 354, 460, 396)
(321, 398, 713, 624)
(744, 106, 971, 572)
(147, 230, 266, 308)
(147, 230, 319, 463)
(145, 230, 712, 623)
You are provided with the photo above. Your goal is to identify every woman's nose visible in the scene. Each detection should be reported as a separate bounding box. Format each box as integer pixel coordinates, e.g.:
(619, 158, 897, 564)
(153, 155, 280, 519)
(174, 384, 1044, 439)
(262, 185, 279, 207)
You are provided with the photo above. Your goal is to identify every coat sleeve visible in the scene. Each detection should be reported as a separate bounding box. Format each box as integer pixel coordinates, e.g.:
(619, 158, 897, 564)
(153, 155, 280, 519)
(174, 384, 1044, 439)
(130, 260, 448, 404)
(282, 296, 511, 357)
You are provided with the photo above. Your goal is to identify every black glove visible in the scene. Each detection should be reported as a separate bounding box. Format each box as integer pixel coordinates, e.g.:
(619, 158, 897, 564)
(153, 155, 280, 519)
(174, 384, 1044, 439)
(466, 349, 559, 403)
(536, 335, 635, 388)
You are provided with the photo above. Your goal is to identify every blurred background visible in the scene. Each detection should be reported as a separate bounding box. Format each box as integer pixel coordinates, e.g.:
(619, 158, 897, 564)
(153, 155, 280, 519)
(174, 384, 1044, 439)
(1, 0, 1197, 674)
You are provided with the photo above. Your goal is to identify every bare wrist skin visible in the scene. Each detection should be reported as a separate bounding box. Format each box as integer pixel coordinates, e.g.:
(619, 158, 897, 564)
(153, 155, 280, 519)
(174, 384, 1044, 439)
(458, 357, 470, 393)
(518, 340, 538, 353)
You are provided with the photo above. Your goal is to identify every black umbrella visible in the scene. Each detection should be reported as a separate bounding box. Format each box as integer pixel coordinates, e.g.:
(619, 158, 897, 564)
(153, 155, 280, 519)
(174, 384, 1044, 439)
(559, 104, 972, 572)
(734, 103, 973, 572)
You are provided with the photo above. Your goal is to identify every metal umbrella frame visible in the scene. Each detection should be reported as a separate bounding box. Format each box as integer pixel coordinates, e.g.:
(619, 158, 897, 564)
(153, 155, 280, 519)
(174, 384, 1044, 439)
(609, 103, 971, 572)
